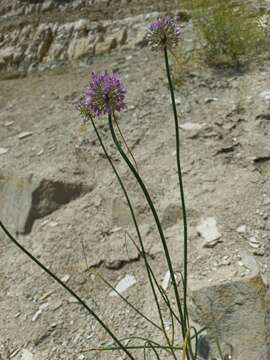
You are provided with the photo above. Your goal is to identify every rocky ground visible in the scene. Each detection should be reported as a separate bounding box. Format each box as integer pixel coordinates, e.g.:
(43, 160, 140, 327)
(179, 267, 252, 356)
(1, 1, 270, 359)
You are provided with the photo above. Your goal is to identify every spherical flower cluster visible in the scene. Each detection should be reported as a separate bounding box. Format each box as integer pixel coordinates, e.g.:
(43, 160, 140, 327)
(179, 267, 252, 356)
(147, 16, 181, 50)
(78, 71, 127, 118)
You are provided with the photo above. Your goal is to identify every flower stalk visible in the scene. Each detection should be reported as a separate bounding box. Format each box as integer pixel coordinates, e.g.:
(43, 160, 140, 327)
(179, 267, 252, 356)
(109, 113, 186, 335)
(164, 45, 189, 332)
(89, 114, 178, 358)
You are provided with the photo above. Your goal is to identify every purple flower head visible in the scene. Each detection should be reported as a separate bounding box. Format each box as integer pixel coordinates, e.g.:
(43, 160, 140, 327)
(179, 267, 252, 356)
(147, 16, 181, 50)
(78, 71, 127, 118)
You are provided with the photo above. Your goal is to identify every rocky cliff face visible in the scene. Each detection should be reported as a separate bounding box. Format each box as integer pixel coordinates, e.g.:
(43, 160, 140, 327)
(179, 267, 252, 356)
(0, 0, 267, 75)
(0, 0, 181, 74)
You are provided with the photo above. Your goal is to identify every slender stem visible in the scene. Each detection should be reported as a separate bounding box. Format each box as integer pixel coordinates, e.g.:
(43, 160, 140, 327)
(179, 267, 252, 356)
(81, 328, 206, 353)
(190, 326, 199, 360)
(114, 114, 139, 172)
(145, 341, 162, 360)
(82, 344, 183, 352)
(164, 46, 189, 327)
(125, 230, 183, 327)
(119, 336, 175, 355)
(0, 221, 135, 360)
(90, 116, 176, 357)
(109, 114, 186, 338)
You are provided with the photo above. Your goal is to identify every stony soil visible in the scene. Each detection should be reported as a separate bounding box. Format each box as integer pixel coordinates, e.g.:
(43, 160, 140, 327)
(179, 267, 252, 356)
(1, 1, 270, 359)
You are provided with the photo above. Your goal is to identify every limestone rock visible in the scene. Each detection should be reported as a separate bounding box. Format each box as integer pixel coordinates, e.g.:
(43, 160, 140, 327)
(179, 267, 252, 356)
(196, 217, 222, 248)
(109, 274, 136, 297)
(95, 36, 118, 56)
(67, 35, 94, 60)
(41, 0, 55, 13)
(0, 47, 16, 65)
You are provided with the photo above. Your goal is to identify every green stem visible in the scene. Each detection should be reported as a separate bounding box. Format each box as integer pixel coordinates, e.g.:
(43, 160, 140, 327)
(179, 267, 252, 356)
(164, 46, 192, 359)
(109, 113, 186, 338)
(126, 231, 183, 327)
(90, 116, 176, 358)
(164, 46, 188, 325)
(0, 221, 135, 360)
(82, 344, 182, 352)
(81, 328, 206, 353)
(114, 115, 139, 172)
(145, 341, 162, 360)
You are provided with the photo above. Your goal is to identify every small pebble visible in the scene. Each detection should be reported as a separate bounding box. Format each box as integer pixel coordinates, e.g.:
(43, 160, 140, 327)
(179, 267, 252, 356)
(204, 97, 218, 104)
(4, 121, 14, 127)
(0, 147, 8, 155)
(18, 131, 33, 139)
(236, 225, 246, 233)
(109, 274, 136, 296)
(61, 275, 70, 283)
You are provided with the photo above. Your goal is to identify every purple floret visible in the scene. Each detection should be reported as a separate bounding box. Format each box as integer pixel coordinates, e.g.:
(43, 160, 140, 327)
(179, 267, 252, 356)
(147, 15, 181, 50)
(78, 71, 127, 118)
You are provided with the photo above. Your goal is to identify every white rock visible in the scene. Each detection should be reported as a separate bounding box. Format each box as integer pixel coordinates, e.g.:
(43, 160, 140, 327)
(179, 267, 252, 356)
(259, 90, 270, 101)
(249, 237, 259, 244)
(0, 148, 8, 155)
(162, 271, 171, 291)
(41, 0, 54, 12)
(21, 349, 34, 360)
(236, 225, 246, 233)
(110, 226, 122, 234)
(18, 131, 33, 139)
(74, 19, 89, 32)
(0, 46, 15, 62)
(48, 221, 58, 227)
(32, 303, 49, 322)
(204, 97, 218, 103)
(249, 237, 261, 249)
(180, 122, 205, 131)
(109, 274, 136, 297)
(4, 121, 14, 127)
(61, 274, 70, 283)
(197, 217, 221, 248)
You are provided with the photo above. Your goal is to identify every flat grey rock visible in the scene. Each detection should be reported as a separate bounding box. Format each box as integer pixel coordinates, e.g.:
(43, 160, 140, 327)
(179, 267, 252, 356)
(190, 273, 270, 360)
(239, 250, 259, 273)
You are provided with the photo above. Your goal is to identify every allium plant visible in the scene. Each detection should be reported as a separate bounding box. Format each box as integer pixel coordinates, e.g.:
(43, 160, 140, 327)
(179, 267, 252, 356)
(77, 15, 199, 359)
(0, 14, 221, 360)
